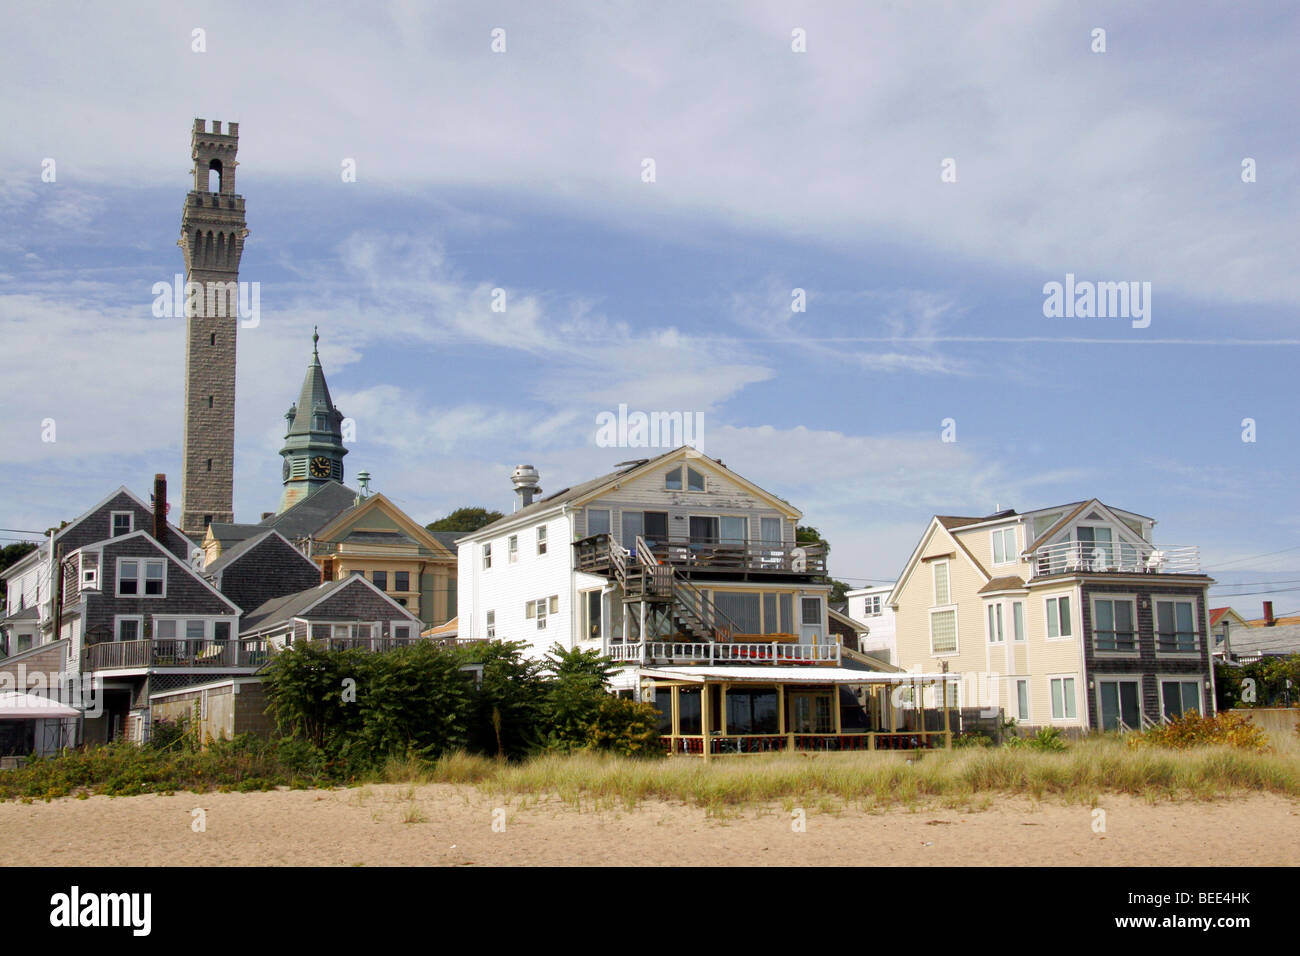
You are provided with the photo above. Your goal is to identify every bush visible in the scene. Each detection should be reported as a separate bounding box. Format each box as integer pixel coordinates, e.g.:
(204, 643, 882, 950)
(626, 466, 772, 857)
(585, 696, 665, 758)
(1128, 710, 1270, 752)
(952, 731, 993, 748)
(1005, 727, 1067, 752)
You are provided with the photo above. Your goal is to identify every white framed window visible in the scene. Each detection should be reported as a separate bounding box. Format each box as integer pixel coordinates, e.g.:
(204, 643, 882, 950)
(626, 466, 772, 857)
(687, 467, 705, 492)
(508, 535, 519, 564)
(1012, 601, 1025, 641)
(1015, 679, 1030, 721)
(393, 624, 411, 641)
(536, 598, 548, 630)
(588, 509, 611, 536)
(1155, 599, 1198, 653)
(580, 589, 602, 641)
(114, 615, 143, 641)
(1045, 594, 1072, 639)
(485, 610, 495, 640)
(79, 551, 100, 591)
(1098, 678, 1142, 731)
(1160, 679, 1203, 720)
(986, 603, 1004, 643)
(862, 594, 882, 616)
(483, 543, 492, 570)
(117, 558, 166, 597)
(1092, 597, 1137, 652)
(665, 467, 683, 491)
(1050, 676, 1078, 720)
(991, 527, 1017, 565)
(930, 608, 958, 655)
(537, 525, 547, 556)
(155, 619, 177, 640)
(111, 511, 133, 537)
(932, 560, 950, 606)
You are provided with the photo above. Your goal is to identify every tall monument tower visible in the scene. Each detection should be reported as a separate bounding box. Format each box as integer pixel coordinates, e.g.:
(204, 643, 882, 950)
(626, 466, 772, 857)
(179, 118, 247, 536)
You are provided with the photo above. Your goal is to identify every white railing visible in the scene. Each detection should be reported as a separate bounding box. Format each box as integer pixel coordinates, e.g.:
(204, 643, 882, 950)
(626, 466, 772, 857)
(1033, 541, 1200, 576)
(608, 641, 841, 665)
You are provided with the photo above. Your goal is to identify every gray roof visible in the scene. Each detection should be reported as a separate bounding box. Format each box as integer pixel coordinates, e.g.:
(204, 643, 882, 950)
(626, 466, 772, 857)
(202, 529, 293, 577)
(207, 523, 261, 547)
(429, 531, 462, 553)
(240, 576, 356, 632)
(257, 481, 359, 539)
(0, 606, 39, 625)
(1222, 623, 1300, 659)
(472, 449, 682, 535)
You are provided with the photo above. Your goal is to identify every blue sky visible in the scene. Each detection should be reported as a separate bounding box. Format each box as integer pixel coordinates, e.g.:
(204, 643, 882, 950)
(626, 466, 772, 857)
(2, 0, 1298, 615)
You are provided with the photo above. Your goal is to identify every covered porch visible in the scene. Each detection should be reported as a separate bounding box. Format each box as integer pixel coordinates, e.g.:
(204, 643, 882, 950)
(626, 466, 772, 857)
(639, 666, 959, 757)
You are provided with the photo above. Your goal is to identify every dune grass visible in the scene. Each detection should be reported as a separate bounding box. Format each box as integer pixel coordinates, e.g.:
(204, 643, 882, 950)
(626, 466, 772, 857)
(415, 737, 1300, 813)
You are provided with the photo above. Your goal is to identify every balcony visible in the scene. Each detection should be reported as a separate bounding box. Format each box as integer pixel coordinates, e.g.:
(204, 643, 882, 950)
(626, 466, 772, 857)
(607, 640, 840, 666)
(1032, 541, 1200, 578)
(575, 534, 827, 578)
(84, 638, 267, 672)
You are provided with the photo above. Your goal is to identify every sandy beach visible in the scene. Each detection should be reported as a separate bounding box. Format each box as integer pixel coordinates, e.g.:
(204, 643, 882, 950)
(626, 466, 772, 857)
(2, 785, 1297, 866)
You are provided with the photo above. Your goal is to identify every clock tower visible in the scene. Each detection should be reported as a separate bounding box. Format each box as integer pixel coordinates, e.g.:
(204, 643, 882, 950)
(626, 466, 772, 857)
(277, 328, 348, 513)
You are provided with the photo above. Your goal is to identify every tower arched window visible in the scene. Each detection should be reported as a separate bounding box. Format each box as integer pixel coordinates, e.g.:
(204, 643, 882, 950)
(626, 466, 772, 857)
(208, 159, 222, 193)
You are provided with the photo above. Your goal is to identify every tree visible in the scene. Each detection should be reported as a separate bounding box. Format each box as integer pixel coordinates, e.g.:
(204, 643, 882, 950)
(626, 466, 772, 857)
(794, 526, 850, 604)
(0, 542, 38, 604)
(425, 506, 504, 533)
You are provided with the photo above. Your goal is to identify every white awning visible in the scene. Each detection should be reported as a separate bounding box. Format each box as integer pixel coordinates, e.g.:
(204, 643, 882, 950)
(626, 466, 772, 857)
(635, 666, 960, 685)
(0, 692, 81, 719)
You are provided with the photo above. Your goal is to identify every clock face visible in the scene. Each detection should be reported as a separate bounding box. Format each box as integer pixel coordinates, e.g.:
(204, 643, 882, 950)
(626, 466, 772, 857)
(310, 456, 332, 479)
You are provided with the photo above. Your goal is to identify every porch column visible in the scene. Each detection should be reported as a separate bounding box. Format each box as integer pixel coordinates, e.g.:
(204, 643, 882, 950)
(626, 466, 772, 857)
(943, 679, 952, 749)
(671, 684, 680, 755)
(833, 684, 842, 735)
(701, 683, 711, 763)
(889, 683, 897, 734)
(779, 684, 790, 752)
(720, 682, 728, 736)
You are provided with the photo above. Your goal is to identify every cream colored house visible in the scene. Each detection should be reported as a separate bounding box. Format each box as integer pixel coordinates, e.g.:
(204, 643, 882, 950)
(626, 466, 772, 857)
(889, 500, 1215, 732)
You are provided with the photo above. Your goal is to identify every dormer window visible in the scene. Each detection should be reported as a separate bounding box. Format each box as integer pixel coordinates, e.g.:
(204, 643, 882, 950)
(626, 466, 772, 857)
(687, 467, 704, 492)
(991, 527, 1017, 565)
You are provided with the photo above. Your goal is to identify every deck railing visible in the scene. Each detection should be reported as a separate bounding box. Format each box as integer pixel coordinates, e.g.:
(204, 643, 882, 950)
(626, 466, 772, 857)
(1032, 541, 1200, 577)
(84, 638, 267, 671)
(575, 534, 827, 576)
(610, 640, 840, 665)
(661, 731, 949, 755)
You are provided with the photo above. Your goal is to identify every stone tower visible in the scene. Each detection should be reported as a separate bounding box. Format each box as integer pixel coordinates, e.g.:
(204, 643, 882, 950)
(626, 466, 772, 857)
(277, 328, 348, 514)
(179, 118, 247, 536)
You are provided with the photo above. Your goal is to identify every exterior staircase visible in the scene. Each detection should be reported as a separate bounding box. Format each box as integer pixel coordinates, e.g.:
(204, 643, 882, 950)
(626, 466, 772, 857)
(604, 535, 738, 642)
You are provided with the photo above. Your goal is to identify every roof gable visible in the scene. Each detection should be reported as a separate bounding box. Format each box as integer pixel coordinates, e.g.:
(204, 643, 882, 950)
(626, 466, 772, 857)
(96, 531, 241, 614)
(313, 493, 453, 559)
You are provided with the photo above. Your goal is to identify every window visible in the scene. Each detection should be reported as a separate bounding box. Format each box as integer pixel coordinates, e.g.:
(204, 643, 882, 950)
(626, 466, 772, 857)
(1156, 600, 1197, 652)
(525, 598, 556, 629)
(1077, 526, 1114, 568)
(1012, 601, 1025, 641)
(760, 517, 782, 546)
(213, 621, 230, 642)
(581, 589, 602, 640)
(393, 625, 410, 641)
(1099, 679, 1141, 731)
(117, 558, 165, 597)
(156, 620, 176, 640)
(1161, 680, 1202, 720)
(862, 594, 882, 617)
(373, 570, 388, 591)
(210, 332, 216, 346)
(394, 571, 409, 592)
(716, 592, 762, 633)
(537, 526, 548, 555)
(801, 597, 821, 626)
(486, 610, 496, 640)
(932, 560, 950, 606)
(1045, 595, 1072, 638)
(115, 617, 141, 641)
(991, 527, 1017, 565)
(588, 509, 611, 536)
(1093, 598, 1136, 652)
(720, 516, 747, 546)
(185, 620, 205, 640)
(687, 467, 704, 492)
(725, 689, 779, 734)
(930, 609, 958, 654)
(111, 512, 133, 537)
(1050, 677, 1078, 720)
(622, 511, 643, 546)
(536, 599, 547, 630)
(207, 396, 214, 409)
(688, 515, 718, 544)
(206, 459, 212, 472)
(987, 603, 1004, 643)
(665, 468, 683, 491)
(643, 512, 668, 545)
(508, 535, 518, 563)
(483, 543, 492, 570)
(1016, 679, 1030, 721)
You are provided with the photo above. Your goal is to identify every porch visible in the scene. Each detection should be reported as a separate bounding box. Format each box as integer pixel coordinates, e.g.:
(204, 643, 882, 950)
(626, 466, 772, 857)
(575, 533, 827, 578)
(1031, 541, 1201, 577)
(641, 667, 958, 757)
(83, 638, 268, 672)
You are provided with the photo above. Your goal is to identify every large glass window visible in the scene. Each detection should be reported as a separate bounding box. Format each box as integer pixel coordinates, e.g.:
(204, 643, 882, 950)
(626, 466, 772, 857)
(1156, 601, 1197, 652)
(720, 516, 747, 545)
(760, 518, 782, 546)
(581, 589, 602, 641)
(689, 515, 718, 544)
(621, 510, 643, 546)
(1077, 526, 1114, 568)
(1161, 681, 1202, 720)
(1046, 595, 1072, 638)
(1050, 677, 1077, 720)
(1094, 599, 1136, 651)
(686, 467, 705, 492)
(664, 468, 683, 491)
(714, 592, 761, 634)
(678, 688, 702, 735)
(1099, 679, 1141, 731)
(725, 689, 779, 734)
(643, 512, 668, 545)
(588, 509, 611, 536)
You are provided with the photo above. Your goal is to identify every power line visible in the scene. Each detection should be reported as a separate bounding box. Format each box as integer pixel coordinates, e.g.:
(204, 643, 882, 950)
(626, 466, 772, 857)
(1204, 544, 1300, 570)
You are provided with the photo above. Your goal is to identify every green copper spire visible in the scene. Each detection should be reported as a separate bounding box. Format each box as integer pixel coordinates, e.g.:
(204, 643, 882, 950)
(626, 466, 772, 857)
(277, 328, 348, 513)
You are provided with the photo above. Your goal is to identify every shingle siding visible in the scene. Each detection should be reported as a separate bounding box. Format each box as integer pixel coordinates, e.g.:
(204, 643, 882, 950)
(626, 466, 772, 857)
(83, 537, 233, 640)
(216, 536, 320, 614)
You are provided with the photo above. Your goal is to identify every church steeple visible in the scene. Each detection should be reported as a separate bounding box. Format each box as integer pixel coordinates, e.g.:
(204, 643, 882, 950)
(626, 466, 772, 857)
(277, 328, 348, 513)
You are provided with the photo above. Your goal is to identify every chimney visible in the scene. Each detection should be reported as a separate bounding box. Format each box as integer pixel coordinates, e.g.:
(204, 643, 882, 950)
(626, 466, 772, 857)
(511, 465, 542, 512)
(152, 474, 167, 541)
(1264, 601, 1275, 626)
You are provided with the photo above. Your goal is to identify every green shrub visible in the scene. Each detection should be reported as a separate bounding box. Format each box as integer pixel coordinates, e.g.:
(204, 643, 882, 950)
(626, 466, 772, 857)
(585, 696, 665, 758)
(1005, 727, 1067, 752)
(1128, 711, 1270, 752)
